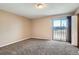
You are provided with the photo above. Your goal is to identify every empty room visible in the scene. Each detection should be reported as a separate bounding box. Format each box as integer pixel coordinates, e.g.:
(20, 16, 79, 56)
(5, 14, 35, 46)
(0, 3, 79, 55)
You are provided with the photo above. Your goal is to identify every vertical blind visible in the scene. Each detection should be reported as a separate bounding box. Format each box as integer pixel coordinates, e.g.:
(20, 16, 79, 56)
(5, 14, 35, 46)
(52, 17, 68, 41)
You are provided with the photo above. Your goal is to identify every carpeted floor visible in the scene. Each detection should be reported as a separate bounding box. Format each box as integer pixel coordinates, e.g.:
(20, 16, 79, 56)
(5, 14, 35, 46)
(0, 38, 79, 55)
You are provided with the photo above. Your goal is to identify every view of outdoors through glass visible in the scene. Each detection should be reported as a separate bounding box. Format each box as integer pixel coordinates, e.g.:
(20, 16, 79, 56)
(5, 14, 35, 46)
(52, 17, 68, 41)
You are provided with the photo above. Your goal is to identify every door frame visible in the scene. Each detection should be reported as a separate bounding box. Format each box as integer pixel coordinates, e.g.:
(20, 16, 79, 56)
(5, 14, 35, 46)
(77, 14, 79, 48)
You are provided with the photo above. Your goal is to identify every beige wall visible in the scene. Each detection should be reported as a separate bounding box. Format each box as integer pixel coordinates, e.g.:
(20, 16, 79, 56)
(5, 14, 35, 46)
(0, 10, 31, 47)
(0, 10, 52, 47)
(31, 16, 66, 40)
(71, 15, 78, 46)
(75, 8, 79, 15)
(32, 17, 52, 40)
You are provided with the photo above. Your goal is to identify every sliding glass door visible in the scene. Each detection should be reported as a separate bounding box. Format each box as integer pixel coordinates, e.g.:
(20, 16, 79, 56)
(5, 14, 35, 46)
(52, 17, 68, 41)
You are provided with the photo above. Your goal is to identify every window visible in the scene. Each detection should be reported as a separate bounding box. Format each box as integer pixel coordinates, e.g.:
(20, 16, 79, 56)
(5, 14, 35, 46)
(53, 17, 68, 30)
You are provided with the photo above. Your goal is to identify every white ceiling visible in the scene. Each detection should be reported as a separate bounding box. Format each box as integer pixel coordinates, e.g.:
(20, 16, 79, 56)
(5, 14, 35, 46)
(0, 3, 79, 19)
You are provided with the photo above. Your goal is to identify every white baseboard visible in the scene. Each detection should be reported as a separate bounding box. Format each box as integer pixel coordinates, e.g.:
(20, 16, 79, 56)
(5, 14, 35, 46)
(0, 37, 30, 48)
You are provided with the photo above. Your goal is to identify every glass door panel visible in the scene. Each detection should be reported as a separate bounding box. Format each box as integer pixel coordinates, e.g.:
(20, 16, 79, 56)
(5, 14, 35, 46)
(52, 17, 68, 41)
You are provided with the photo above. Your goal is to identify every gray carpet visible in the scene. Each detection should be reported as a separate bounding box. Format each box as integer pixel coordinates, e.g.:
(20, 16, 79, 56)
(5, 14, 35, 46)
(0, 38, 79, 55)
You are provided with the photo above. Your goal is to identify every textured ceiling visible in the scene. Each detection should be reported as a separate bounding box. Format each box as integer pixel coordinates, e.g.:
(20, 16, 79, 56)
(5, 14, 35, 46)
(0, 3, 79, 19)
